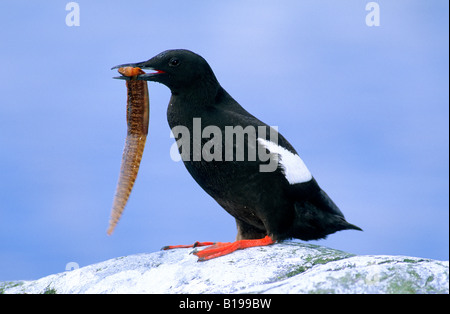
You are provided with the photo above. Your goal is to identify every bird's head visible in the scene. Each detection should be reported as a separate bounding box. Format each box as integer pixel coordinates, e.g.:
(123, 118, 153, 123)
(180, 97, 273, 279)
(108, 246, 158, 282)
(112, 49, 219, 95)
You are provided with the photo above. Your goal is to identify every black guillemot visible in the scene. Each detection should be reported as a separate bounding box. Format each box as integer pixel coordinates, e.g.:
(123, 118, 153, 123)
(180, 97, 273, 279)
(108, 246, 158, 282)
(112, 49, 362, 261)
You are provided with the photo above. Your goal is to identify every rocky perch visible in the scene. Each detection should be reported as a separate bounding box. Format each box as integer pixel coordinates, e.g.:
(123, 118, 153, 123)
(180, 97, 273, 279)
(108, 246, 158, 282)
(1, 242, 448, 294)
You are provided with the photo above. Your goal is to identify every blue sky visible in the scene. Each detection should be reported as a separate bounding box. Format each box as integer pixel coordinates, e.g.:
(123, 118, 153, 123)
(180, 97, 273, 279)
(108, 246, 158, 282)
(0, 0, 448, 281)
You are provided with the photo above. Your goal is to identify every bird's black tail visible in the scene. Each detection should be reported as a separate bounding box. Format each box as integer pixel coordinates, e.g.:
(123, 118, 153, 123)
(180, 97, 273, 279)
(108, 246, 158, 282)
(287, 199, 362, 241)
(342, 220, 363, 232)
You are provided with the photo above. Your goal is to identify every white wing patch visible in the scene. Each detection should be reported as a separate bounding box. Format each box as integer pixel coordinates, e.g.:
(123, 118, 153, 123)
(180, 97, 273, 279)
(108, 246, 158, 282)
(257, 138, 312, 184)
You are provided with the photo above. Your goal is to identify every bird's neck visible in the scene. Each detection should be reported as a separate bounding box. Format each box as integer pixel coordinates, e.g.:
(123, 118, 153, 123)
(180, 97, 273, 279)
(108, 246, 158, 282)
(167, 83, 224, 127)
(173, 76, 220, 102)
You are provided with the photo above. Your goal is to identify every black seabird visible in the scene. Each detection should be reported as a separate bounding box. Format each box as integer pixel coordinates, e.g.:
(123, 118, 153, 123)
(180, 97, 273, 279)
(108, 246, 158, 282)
(112, 49, 362, 261)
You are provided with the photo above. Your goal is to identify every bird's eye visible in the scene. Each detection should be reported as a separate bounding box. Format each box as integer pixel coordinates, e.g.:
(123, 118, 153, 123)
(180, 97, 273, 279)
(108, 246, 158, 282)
(169, 58, 180, 67)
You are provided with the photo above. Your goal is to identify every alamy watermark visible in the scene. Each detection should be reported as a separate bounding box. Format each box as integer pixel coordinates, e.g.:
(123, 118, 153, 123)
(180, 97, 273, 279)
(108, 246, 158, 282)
(366, 2, 380, 27)
(65, 2, 80, 27)
(65, 3, 379, 28)
(65, 262, 79, 271)
(169, 118, 279, 173)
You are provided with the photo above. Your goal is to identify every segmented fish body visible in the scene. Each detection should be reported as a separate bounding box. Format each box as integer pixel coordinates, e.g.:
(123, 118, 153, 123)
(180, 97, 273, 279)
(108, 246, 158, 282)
(107, 67, 149, 235)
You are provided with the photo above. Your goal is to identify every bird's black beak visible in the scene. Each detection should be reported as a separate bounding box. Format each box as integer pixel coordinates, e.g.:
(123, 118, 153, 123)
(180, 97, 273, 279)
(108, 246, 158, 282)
(111, 60, 165, 81)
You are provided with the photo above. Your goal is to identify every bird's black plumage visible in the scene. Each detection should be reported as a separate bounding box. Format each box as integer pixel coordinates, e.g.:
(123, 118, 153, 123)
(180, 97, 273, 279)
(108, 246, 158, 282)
(116, 49, 361, 242)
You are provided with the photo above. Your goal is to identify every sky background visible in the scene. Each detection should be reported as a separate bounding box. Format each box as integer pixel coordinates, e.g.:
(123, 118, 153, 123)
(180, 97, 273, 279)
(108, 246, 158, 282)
(0, 0, 448, 281)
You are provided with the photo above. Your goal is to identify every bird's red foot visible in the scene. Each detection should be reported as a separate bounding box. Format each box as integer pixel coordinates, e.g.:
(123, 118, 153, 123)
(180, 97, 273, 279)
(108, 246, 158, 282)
(162, 241, 215, 250)
(193, 236, 275, 261)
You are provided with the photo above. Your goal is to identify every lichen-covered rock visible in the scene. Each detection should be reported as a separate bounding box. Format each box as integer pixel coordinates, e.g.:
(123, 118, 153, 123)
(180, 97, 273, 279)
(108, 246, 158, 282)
(1, 242, 448, 294)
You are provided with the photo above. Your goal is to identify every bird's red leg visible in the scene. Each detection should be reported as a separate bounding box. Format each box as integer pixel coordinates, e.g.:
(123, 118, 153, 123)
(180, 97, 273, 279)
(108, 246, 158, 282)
(162, 241, 215, 250)
(193, 235, 275, 261)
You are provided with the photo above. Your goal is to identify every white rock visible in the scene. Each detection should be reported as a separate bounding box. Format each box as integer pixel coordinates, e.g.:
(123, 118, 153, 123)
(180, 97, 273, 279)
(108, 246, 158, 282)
(1, 242, 448, 294)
